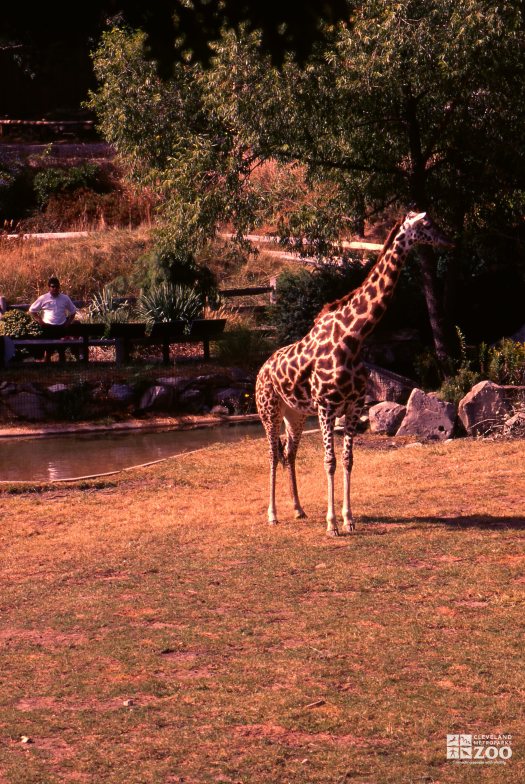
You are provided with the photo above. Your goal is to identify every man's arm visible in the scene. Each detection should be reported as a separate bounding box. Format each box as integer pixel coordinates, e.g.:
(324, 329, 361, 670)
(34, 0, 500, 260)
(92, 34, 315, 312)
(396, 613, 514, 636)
(64, 296, 77, 325)
(28, 297, 44, 326)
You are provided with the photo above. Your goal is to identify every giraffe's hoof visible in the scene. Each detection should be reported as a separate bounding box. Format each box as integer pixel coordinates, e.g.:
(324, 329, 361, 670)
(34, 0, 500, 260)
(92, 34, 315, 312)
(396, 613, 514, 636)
(341, 523, 355, 534)
(326, 528, 340, 538)
(268, 519, 279, 526)
(295, 509, 307, 520)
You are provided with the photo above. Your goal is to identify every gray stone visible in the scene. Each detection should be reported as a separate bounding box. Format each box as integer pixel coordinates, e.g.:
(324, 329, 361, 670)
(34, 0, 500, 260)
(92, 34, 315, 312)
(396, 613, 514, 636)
(155, 376, 190, 393)
(138, 385, 173, 411)
(365, 363, 415, 404)
(108, 383, 134, 402)
(396, 388, 456, 441)
(369, 401, 407, 436)
(458, 380, 523, 436)
(211, 404, 229, 416)
(229, 367, 253, 383)
(178, 388, 206, 412)
(192, 373, 231, 388)
(47, 383, 69, 394)
(0, 382, 17, 395)
(6, 392, 55, 421)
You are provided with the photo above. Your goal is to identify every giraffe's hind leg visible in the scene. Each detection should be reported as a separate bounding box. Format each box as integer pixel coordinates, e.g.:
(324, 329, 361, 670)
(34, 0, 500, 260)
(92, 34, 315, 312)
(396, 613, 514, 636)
(256, 381, 285, 525)
(283, 407, 308, 519)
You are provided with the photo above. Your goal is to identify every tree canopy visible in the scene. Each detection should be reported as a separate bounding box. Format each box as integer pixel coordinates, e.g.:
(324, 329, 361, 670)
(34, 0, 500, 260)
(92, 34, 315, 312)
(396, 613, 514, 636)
(89, 1, 525, 356)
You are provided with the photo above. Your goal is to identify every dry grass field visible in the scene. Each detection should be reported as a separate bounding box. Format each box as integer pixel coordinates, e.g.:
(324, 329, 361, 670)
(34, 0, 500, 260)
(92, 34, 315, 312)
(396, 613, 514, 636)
(0, 230, 152, 304)
(0, 433, 524, 783)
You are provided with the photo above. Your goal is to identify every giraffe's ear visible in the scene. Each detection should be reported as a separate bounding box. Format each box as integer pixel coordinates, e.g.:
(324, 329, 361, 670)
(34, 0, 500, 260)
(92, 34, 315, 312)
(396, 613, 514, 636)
(406, 211, 427, 224)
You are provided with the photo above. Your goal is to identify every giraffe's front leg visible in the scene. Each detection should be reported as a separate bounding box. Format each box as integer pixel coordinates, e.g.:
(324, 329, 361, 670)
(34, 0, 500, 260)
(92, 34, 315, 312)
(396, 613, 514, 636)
(318, 408, 339, 536)
(341, 423, 355, 534)
(268, 450, 279, 525)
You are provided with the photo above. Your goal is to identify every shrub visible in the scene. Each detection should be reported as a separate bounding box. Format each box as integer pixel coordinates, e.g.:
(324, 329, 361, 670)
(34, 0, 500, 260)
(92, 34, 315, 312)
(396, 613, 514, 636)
(0, 309, 42, 338)
(86, 285, 134, 326)
(137, 282, 204, 325)
(33, 163, 103, 208)
(439, 366, 483, 405)
(270, 263, 371, 345)
(214, 325, 274, 368)
(438, 333, 525, 404)
(53, 382, 93, 421)
(484, 339, 525, 386)
(138, 247, 218, 303)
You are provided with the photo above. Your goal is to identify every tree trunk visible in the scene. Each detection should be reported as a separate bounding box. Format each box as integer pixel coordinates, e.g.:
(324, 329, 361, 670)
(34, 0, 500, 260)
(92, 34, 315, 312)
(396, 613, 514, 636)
(417, 245, 451, 364)
(402, 85, 453, 368)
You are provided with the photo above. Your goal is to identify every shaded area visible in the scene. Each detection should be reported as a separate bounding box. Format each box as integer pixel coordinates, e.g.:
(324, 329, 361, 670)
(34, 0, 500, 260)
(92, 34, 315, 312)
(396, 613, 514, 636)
(360, 514, 525, 530)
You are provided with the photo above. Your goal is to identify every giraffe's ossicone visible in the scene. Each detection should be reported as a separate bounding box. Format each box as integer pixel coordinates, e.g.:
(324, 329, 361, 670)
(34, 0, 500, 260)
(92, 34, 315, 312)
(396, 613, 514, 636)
(256, 212, 453, 536)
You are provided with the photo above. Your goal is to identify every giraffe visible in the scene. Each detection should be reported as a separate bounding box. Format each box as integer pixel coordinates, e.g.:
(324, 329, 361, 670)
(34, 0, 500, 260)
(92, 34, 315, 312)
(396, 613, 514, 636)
(255, 211, 453, 536)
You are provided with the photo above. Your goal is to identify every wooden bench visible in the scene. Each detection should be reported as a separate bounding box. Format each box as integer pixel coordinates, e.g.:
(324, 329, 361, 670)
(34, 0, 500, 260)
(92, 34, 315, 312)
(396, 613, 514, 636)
(115, 319, 227, 364)
(3, 319, 227, 367)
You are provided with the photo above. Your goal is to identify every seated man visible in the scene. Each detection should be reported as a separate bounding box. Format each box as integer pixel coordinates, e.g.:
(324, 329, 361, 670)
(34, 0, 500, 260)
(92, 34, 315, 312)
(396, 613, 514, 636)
(29, 277, 77, 362)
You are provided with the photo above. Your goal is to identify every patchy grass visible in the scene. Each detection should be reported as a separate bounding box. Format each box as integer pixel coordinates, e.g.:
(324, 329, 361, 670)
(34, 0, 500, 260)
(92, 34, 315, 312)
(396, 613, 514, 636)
(0, 435, 524, 783)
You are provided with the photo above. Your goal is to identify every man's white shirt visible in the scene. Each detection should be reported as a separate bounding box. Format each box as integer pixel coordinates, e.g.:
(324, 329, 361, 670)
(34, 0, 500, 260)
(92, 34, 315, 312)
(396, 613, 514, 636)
(29, 293, 77, 325)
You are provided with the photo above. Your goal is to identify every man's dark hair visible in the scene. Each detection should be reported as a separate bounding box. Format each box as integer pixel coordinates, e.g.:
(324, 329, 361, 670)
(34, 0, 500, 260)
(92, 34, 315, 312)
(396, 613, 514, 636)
(48, 276, 60, 287)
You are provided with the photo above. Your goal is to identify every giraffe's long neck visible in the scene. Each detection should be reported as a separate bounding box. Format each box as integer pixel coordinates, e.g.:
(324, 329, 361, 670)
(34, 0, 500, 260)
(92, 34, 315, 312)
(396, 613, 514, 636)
(339, 234, 409, 345)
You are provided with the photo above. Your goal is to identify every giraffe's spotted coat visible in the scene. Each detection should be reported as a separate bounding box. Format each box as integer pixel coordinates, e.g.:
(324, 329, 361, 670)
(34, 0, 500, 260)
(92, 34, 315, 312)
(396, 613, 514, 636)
(256, 212, 453, 535)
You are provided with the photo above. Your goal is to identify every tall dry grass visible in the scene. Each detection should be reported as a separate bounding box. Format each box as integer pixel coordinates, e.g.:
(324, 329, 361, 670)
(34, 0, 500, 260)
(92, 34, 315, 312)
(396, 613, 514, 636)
(0, 228, 154, 304)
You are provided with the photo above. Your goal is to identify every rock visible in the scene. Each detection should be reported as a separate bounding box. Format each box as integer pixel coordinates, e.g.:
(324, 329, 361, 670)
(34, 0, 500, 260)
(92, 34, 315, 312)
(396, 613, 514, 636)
(229, 367, 253, 383)
(155, 376, 190, 393)
(138, 385, 173, 411)
(365, 363, 415, 404)
(0, 382, 17, 395)
(108, 383, 134, 402)
(369, 401, 407, 436)
(396, 388, 456, 441)
(211, 404, 229, 416)
(503, 412, 525, 438)
(177, 388, 206, 412)
(192, 374, 231, 388)
(47, 383, 68, 394)
(6, 391, 55, 421)
(458, 380, 523, 436)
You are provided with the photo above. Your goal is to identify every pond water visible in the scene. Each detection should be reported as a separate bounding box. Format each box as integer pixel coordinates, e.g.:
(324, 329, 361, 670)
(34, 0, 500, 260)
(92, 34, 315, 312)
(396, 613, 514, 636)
(0, 419, 322, 482)
(0, 422, 270, 482)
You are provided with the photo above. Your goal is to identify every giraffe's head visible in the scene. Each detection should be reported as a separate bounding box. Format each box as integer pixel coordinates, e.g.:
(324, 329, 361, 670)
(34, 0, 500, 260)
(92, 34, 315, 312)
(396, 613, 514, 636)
(401, 211, 454, 249)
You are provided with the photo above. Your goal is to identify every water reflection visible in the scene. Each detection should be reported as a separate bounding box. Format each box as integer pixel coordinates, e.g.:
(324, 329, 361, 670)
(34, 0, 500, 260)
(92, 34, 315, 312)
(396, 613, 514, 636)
(0, 422, 268, 482)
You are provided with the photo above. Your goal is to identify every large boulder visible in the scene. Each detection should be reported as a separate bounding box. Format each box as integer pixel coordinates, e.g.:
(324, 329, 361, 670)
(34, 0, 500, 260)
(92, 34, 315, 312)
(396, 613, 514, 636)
(458, 381, 524, 436)
(396, 388, 456, 441)
(5, 391, 55, 421)
(138, 384, 173, 411)
(365, 363, 415, 404)
(369, 401, 407, 436)
(108, 383, 134, 402)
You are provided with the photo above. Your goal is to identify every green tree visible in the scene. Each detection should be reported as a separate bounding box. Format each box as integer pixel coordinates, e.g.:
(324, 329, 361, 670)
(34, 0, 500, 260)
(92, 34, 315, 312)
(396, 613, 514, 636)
(89, 27, 259, 289)
(89, 4, 525, 361)
(208, 1, 525, 360)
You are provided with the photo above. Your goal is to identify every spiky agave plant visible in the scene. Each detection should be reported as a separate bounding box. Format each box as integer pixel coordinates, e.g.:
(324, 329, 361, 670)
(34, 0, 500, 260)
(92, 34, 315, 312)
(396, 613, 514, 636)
(87, 285, 132, 325)
(137, 282, 204, 325)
